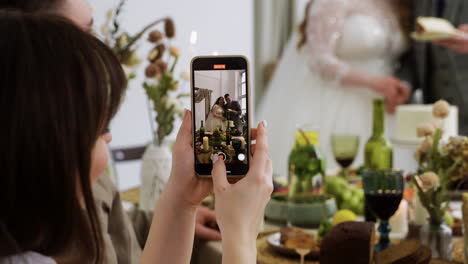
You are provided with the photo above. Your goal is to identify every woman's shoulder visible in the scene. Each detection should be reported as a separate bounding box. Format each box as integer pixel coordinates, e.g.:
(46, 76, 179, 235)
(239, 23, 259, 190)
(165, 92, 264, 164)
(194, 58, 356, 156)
(0, 252, 56, 264)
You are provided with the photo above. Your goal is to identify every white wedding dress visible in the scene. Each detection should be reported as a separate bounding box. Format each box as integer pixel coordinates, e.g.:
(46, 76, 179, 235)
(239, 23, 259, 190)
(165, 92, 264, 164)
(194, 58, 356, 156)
(256, 0, 408, 177)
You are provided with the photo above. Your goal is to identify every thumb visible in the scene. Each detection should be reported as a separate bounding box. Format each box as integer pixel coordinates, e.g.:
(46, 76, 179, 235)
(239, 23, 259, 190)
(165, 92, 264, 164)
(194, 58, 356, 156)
(211, 157, 229, 194)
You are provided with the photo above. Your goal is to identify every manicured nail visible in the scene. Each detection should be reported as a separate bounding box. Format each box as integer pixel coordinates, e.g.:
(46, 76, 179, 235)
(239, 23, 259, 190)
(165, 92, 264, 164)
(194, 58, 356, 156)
(262, 120, 268, 128)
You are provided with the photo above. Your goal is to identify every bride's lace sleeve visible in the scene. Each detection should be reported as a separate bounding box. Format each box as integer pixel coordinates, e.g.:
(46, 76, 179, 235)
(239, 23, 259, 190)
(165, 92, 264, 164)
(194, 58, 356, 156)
(305, 0, 351, 84)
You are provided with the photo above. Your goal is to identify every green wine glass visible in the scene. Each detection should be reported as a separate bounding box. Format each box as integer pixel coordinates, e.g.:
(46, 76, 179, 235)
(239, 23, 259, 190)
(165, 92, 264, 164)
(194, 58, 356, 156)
(330, 134, 360, 178)
(362, 169, 404, 252)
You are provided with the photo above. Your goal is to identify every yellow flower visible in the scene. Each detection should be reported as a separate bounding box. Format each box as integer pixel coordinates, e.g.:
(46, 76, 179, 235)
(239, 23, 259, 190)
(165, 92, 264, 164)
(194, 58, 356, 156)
(118, 34, 128, 47)
(433, 100, 450, 119)
(180, 71, 190, 81)
(148, 50, 159, 62)
(106, 8, 114, 20)
(169, 46, 180, 57)
(100, 24, 109, 36)
(418, 172, 440, 192)
(416, 122, 435, 138)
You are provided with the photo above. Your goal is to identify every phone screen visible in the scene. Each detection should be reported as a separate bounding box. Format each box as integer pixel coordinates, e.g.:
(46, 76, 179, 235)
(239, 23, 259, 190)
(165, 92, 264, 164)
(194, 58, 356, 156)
(191, 57, 250, 176)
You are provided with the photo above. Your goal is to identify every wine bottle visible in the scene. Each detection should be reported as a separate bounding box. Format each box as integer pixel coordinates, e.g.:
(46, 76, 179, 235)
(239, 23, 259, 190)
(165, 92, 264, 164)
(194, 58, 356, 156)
(226, 121, 232, 146)
(199, 120, 205, 142)
(364, 99, 393, 222)
(364, 99, 393, 170)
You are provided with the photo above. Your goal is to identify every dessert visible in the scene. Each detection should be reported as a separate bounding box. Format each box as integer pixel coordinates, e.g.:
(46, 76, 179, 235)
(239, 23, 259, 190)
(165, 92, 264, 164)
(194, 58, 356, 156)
(320, 221, 375, 264)
(374, 240, 432, 264)
(279, 227, 320, 251)
(412, 17, 460, 41)
(395, 104, 458, 142)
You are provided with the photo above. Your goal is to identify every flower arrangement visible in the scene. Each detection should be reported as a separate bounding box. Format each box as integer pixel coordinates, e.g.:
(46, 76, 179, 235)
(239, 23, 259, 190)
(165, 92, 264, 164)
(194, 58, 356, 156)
(100, 0, 189, 146)
(413, 100, 455, 225)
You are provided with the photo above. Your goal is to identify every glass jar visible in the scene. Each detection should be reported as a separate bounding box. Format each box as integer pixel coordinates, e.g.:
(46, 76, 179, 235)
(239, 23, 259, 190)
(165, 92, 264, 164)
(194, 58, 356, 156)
(419, 221, 453, 260)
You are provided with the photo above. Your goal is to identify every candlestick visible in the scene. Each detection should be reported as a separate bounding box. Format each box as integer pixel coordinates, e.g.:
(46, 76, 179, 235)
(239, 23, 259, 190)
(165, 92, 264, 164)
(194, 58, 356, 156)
(389, 199, 408, 236)
(203, 136, 209, 150)
(240, 137, 246, 150)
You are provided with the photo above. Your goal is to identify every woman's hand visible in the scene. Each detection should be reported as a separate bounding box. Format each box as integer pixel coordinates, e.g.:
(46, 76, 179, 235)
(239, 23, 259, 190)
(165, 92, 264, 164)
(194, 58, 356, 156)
(370, 76, 410, 113)
(211, 121, 273, 264)
(164, 109, 213, 210)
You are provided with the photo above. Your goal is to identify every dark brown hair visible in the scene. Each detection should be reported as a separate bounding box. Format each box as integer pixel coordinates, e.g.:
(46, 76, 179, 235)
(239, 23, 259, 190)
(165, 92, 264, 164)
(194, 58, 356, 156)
(0, 0, 63, 12)
(297, 0, 412, 50)
(0, 11, 126, 262)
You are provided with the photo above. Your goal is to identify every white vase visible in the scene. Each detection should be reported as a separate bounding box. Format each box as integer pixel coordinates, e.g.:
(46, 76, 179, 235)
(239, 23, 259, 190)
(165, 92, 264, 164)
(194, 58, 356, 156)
(139, 144, 172, 212)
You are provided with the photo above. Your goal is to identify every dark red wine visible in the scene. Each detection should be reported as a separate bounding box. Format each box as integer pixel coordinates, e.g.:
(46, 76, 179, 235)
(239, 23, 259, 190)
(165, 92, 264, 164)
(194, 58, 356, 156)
(365, 193, 402, 219)
(335, 157, 354, 168)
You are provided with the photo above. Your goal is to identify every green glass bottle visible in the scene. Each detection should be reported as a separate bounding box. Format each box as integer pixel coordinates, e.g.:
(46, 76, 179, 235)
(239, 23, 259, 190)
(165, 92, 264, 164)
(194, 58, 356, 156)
(364, 99, 393, 222)
(364, 99, 393, 170)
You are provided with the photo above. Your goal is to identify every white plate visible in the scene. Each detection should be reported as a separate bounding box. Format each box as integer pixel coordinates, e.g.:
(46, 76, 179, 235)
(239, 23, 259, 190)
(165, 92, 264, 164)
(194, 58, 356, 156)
(266, 232, 320, 259)
(411, 31, 461, 41)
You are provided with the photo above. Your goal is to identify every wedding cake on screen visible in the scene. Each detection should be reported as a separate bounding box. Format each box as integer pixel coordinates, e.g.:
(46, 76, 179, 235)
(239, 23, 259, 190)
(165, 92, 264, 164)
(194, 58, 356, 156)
(395, 104, 459, 143)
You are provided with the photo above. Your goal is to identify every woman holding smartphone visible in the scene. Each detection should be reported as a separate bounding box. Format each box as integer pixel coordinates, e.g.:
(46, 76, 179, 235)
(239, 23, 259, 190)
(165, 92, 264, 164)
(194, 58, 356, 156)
(0, 10, 272, 264)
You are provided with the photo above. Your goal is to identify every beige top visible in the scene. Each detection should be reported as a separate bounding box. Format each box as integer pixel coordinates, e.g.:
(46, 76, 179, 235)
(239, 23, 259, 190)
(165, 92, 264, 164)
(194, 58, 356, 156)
(93, 174, 144, 264)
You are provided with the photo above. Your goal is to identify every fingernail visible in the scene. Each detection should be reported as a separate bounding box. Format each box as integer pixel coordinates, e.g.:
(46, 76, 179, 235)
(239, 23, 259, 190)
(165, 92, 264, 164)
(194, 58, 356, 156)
(184, 109, 190, 119)
(262, 120, 268, 128)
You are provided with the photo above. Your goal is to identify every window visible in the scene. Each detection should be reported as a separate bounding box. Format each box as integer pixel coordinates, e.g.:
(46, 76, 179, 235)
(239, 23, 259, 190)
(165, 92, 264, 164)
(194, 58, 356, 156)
(238, 71, 247, 112)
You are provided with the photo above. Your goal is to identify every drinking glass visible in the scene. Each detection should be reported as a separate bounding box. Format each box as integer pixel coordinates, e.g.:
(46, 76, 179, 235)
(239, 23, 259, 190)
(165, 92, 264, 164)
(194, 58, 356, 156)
(330, 134, 359, 178)
(362, 169, 404, 251)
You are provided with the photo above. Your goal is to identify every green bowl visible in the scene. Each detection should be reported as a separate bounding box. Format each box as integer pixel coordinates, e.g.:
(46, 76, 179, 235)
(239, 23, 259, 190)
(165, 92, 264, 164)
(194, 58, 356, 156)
(287, 198, 337, 228)
(265, 199, 289, 223)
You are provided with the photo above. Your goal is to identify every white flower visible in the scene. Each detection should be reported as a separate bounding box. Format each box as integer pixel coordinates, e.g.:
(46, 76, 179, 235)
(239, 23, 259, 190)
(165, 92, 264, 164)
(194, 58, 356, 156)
(180, 71, 190, 81)
(418, 172, 440, 192)
(417, 122, 435, 138)
(433, 100, 450, 119)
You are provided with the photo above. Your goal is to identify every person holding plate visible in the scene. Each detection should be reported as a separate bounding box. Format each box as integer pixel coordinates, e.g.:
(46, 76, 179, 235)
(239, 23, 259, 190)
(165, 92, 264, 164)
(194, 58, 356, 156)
(397, 0, 468, 135)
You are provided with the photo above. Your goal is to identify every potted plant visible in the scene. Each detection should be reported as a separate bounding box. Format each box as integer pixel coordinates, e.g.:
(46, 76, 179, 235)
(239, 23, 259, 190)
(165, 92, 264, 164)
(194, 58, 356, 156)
(286, 130, 336, 228)
(100, 0, 188, 211)
(413, 99, 454, 259)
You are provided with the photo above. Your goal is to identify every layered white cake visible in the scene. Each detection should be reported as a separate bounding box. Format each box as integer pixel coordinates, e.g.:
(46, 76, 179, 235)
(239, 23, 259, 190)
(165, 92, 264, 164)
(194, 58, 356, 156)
(392, 104, 458, 173)
(395, 104, 458, 142)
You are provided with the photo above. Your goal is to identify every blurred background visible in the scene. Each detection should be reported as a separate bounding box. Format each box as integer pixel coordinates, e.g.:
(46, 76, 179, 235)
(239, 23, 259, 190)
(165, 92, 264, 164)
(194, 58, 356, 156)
(91, 0, 310, 191)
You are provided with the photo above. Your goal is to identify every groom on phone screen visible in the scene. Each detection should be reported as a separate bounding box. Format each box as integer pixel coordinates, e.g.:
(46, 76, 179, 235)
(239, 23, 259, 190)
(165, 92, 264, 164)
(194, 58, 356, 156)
(398, 0, 468, 135)
(224, 94, 242, 131)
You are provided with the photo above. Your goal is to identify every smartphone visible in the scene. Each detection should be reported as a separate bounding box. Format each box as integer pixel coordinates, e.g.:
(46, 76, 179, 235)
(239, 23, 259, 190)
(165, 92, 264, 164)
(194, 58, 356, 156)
(191, 56, 251, 179)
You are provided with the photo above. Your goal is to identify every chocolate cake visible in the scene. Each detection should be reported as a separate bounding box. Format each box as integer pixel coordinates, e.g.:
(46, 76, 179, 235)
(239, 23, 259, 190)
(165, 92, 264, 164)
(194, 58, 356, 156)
(375, 240, 432, 264)
(319, 221, 375, 264)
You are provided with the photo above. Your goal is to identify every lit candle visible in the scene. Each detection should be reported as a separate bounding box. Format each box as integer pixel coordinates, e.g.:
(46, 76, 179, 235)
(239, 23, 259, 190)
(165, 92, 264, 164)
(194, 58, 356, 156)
(203, 136, 209, 150)
(189, 30, 198, 57)
(414, 194, 429, 225)
(390, 199, 408, 236)
(240, 137, 246, 150)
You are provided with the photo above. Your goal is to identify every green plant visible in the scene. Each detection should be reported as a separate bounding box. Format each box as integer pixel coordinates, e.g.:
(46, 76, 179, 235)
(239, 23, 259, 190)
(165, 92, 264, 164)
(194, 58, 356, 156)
(413, 100, 453, 225)
(101, 0, 188, 145)
(288, 131, 326, 198)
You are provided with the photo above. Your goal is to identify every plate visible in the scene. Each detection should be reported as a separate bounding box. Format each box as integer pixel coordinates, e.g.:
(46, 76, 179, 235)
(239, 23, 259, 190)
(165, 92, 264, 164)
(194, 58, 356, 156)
(410, 31, 462, 41)
(266, 232, 320, 259)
